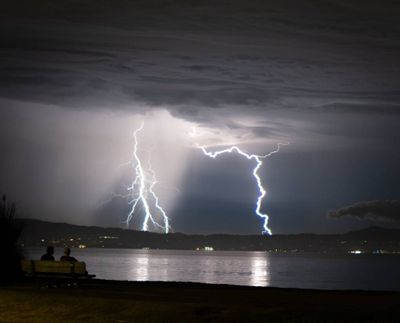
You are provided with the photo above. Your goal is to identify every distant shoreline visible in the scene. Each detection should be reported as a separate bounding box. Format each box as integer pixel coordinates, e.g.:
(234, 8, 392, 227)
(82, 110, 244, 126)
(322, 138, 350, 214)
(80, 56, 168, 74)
(20, 244, 400, 257)
(19, 218, 400, 254)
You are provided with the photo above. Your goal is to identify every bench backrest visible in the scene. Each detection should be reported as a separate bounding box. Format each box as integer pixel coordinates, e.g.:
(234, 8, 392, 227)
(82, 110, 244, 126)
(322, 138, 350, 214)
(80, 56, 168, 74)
(21, 260, 87, 275)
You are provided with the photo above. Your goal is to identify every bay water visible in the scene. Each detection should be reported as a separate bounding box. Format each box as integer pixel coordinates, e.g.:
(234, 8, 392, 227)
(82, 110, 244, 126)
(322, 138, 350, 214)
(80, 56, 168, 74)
(26, 247, 400, 291)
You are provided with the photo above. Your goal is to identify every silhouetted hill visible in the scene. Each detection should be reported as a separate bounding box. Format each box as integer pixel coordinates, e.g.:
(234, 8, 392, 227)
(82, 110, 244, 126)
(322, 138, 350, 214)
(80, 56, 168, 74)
(18, 219, 400, 253)
(344, 226, 400, 240)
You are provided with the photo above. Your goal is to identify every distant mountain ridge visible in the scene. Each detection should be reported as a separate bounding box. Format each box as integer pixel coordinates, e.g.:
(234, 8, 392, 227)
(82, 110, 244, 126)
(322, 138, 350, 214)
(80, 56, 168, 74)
(344, 226, 400, 239)
(18, 219, 400, 253)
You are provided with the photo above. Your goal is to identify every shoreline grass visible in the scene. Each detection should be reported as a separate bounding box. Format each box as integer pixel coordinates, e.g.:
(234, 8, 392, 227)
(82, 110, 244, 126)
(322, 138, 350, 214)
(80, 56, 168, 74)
(1, 279, 399, 322)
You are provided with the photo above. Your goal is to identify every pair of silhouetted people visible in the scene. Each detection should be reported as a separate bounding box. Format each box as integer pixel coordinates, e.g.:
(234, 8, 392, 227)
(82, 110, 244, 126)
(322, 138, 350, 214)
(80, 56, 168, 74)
(41, 246, 77, 262)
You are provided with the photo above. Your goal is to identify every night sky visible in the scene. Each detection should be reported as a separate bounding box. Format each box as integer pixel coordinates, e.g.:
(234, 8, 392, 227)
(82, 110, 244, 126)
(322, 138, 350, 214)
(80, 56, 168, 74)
(1, 1, 400, 234)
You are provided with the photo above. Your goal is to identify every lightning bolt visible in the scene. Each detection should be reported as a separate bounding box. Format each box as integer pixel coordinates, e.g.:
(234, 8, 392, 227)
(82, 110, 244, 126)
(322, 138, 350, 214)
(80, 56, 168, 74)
(125, 121, 171, 233)
(200, 143, 288, 235)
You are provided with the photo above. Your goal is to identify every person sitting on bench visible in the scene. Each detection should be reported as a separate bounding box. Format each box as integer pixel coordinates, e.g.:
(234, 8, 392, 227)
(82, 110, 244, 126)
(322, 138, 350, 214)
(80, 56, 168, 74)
(60, 247, 78, 262)
(41, 246, 55, 261)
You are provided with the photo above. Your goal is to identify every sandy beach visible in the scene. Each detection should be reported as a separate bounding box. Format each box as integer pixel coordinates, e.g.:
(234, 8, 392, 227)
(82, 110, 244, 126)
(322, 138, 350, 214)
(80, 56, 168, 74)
(1, 279, 399, 322)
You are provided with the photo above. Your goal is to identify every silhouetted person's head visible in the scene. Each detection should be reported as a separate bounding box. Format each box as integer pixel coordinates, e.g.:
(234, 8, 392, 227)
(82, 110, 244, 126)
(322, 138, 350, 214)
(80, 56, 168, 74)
(46, 246, 54, 255)
(59, 246, 77, 262)
(41, 245, 55, 261)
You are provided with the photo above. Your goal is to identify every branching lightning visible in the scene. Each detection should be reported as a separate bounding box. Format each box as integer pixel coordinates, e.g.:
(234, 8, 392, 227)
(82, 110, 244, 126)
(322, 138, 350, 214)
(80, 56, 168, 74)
(124, 121, 171, 233)
(106, 121, 285, 235)
(200, 143, 288, 235)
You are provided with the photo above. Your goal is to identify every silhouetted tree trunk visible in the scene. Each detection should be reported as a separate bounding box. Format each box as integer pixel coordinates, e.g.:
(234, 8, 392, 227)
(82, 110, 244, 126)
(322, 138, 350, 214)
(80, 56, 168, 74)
(0, 195, 24, 281)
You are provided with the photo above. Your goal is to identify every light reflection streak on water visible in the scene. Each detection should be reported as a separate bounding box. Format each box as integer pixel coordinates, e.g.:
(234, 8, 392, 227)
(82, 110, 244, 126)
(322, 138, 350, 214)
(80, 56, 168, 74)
(199, 258, 217, 283)
(158, 257, 169, 281)
(250, 255, 270, 287)
(127, 250, 270, 287)
(133, 256, 149, 281)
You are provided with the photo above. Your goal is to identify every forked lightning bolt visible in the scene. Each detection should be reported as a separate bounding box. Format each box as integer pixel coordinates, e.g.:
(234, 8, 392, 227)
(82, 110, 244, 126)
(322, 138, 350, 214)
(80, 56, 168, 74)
(200, 143, 288, 235)
(125, 121, 170, 233)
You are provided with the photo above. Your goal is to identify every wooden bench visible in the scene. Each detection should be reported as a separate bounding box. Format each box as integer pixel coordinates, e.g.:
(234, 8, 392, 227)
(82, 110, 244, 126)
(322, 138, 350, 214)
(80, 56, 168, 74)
(21, 260, 96, 282)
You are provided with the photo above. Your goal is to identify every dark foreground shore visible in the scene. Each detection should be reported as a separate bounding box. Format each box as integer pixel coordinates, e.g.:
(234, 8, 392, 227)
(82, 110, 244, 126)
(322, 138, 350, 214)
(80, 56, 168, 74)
(1, 280, 399, 322)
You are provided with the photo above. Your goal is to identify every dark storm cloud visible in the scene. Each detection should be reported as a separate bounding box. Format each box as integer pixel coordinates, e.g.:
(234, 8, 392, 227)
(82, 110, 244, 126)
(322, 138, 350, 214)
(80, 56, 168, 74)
(1, 0, 400, 127)
(314, 102, 400, 115)
(1, 0, 400, 234)
(328, 200, 400, 222)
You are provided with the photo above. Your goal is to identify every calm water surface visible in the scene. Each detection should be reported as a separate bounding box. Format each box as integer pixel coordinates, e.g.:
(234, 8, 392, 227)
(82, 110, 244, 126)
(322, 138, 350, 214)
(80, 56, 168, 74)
(26, 248, 400, 291)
